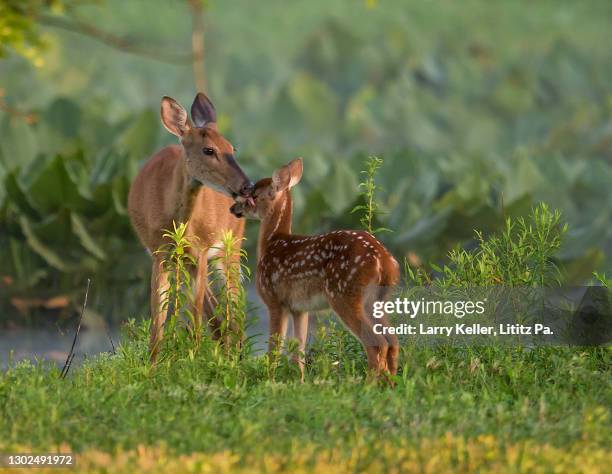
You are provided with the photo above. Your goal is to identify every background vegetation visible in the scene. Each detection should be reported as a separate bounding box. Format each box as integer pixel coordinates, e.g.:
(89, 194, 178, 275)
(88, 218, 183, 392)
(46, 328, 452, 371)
(1, 0, 611, 325)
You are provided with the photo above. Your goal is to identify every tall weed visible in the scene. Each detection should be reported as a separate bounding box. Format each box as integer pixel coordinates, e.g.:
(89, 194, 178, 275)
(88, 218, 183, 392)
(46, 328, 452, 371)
(351, 156, 390, 235)
(209, 230, 251, 358)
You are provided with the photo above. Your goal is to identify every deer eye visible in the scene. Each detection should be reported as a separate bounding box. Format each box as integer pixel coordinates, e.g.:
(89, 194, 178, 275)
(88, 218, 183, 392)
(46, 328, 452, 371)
(202, 147, 215, 156)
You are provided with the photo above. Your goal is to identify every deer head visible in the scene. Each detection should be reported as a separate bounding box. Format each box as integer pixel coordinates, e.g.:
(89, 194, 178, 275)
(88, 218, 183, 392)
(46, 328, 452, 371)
(160, 93, 253, 198)
(230, 158, 303, 220)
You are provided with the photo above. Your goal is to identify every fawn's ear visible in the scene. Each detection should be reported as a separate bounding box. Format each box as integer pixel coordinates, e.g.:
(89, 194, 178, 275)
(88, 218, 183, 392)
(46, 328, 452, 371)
(271, 158, 303, 193)
(161, 96, 192, 137)
(191, 92, 217, 128)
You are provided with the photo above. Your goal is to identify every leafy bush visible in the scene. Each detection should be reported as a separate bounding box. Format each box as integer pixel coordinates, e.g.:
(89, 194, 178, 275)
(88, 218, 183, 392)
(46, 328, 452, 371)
(0, 101, 158, 324)
(405, 203, 568, 288)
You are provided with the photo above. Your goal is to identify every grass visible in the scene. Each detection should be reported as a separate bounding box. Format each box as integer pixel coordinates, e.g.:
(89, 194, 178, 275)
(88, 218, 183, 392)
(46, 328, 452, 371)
(0, 335, 610, 472)
(1, 204, 610, 472)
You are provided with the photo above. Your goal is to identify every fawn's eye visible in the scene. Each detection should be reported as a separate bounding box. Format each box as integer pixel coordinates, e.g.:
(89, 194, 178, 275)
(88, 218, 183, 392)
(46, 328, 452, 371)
(202, 147, 215, 156)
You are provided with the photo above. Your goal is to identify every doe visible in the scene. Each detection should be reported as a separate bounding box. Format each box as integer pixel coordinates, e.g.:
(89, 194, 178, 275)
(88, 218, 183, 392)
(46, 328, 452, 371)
(128, 93, 253, 361)
(230, 159, 400, 379)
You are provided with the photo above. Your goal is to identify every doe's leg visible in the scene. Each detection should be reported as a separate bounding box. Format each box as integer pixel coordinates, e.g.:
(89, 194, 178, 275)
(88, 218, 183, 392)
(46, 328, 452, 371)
(193, 254, 222, 340)
(149, 255, 170, 363)
(221, 250, 246, 350)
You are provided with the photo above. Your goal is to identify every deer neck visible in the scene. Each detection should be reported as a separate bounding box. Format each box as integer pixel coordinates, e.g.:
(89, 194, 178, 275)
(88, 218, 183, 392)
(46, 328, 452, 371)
(258, 192, 292, 263)
(174, 154, 203, 223)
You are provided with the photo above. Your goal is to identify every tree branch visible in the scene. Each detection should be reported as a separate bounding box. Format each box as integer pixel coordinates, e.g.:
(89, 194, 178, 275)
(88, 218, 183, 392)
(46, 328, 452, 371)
(36, 14, 193, 65)
(189, 0, 207, 92)
(0, 94, 38, 124)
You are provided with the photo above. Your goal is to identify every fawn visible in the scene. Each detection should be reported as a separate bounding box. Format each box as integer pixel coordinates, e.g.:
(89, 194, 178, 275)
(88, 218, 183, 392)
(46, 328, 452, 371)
(230, 159, 400, 379)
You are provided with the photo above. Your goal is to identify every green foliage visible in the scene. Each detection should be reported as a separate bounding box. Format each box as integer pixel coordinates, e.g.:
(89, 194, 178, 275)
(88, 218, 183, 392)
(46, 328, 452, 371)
(594, 272, 611, 288)
(307, 319, 366, 380)
(0, 99, 157, 324)
(0, 147, 147, 323)
(0, 0, 80, 62)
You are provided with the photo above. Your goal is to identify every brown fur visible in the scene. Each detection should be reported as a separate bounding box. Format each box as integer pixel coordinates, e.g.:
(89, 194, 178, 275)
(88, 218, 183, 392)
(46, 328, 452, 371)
(230, 159, 400, 380)
(128, 94, 252, 361)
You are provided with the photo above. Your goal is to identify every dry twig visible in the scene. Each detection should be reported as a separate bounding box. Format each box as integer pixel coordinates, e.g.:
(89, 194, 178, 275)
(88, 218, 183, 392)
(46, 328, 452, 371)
(60, 278, 90, 379)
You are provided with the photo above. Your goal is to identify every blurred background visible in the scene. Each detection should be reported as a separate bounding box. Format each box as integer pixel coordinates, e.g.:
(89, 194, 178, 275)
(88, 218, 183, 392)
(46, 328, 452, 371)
(0, 0, 611, 354)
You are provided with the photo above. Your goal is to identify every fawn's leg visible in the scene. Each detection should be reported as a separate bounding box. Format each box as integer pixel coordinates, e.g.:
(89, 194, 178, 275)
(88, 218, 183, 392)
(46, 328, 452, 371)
(149, 254, 170, 362)
(268, 304, 289, 356)
(291, 311, 309, 382)
(328, 294, 389, 376)
(365, 287, 399, 376)
(378, 314, 399, 375)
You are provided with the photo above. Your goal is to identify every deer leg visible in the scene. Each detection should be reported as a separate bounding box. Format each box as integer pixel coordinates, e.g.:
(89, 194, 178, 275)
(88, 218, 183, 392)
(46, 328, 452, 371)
(192, 254, 222, 340)
(221, 250, 245, 349)
(377, 314, 399, 376)
(268, 305, 289, 357)
(149, 255, 170, 363)
(203, 286, 222, 340)
(329, 295, 389, 377)
(364, 286, 399, 376)
(291, 311, 309, 382)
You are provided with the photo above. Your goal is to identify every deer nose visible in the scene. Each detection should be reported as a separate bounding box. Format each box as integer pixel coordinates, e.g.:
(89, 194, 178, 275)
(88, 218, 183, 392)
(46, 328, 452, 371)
(240, 181, 255, 197)
(229, 203, 243, 218)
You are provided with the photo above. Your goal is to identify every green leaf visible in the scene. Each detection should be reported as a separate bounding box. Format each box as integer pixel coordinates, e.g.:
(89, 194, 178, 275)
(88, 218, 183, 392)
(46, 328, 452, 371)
(31, 208, 73, 244)
(320, 161, 358, 214)
(43, 97, 82, 139)
(116, 108, 159, 161)
(111, 177, 129, 216)
(4, 170, 39, 218)
(71, 213, 107, 260)
(287, 73, 339, 131)
(395, 208, 452, 246)
(0, 115, 38, 171)
(0, 160, 5, 206)
(18, 216, 75, 272)
(26, 155, 91, 214)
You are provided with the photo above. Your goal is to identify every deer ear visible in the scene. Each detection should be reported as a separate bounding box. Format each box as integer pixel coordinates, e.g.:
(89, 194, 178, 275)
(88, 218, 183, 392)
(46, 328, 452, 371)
(271, 158, 303, 193)
(191, 92, 217, 128)
(161, 96, 191, 137)
(286, 158, 303, 189)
